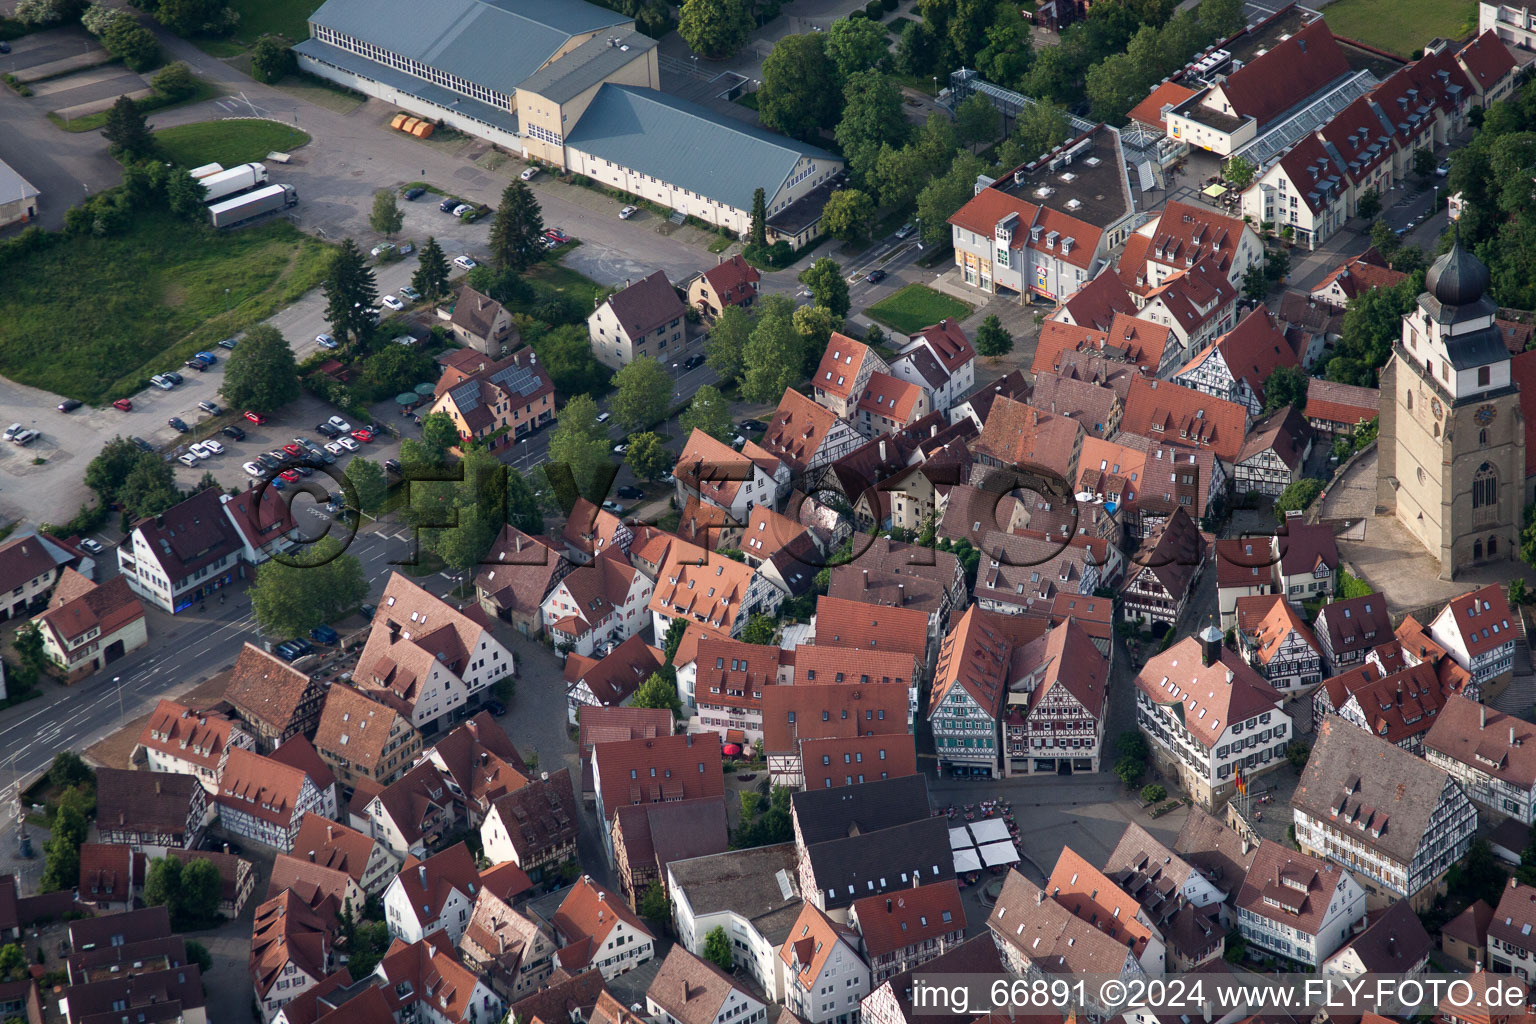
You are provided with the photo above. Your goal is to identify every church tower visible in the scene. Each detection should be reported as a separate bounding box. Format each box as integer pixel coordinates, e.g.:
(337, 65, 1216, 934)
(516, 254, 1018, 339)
(1379, 241, 1523, 579)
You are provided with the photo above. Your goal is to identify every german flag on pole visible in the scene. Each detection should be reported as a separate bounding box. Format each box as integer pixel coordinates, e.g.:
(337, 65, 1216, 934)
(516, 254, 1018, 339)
(1235, 767, 1247, 796)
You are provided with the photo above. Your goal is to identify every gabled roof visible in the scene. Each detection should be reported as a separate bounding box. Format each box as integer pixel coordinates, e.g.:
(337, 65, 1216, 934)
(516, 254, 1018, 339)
(591, 732, 724, 820)
(1140, 202, 1251, 279)
(1437, 583, 1516, 659)
(974, 395, 1082, 478)
(270, 734, 337, 795)
(486, 768, 579, 867)
(650, 945, 759, 1024)
(1311, 250, 1408, 303)
(700, 253, 760, 299)
(1238, 405, 1310, 472)
(762, 389, 844, 474)
(857, 371, 925, 423)
(368, 759, 455, 847)
(1142, 260, 1238, 340)
(675, 428, 762, 509)
(561, 498, 629, 562)
(393, 842, 481, 927)
(1314, 593, 1391, 656)
(825, 537, 959, 617)
(1027, 371, 1121, 438)
(987, 869, 1136, 976)
(1046, 847, 1155, 957)
(96, 767, 198, 837)
(250, 888, 335, 998)
(1182, 304, 1298, 404)
(314, 683, 414, 777)
(1127, 507, 1206, 605)
(909, 318, 976, 373)
(357, 573, 496, 710)
(216, 747, 311, 827)
(814, 334, 880, 402)
(1174, 806, 1256, 888)
(1025, 619, 1109, 721)
(551, 875, 652, 955)
(1293, 717, 1459, 866)
(567, 634, 665, 706)
(449, 284, 507, 341)
(1238, 595, 1320, 669)
(434, 347, 554, 435)
(509, 968, 604, 1024)
(1459, 30, 1519, 95)
(224, 642, 320, 737)
(268, 852, 356, 908)
(799, 732, 918, 791)
(577, 706, 673, 756)
(79, 843, 145, 902)
(1318, 658, 1462, 748)
(780, 902, 860, 987)
(1424, 695, 1536, 789)
(1276, 520, 1339, 577)
(129, 487, 242, 585)
(1209, 19, 1352, 128)
(614, 796, 729, 884)
(1122, 377, 1247, 462)
(1305, 378, 1379, 427)
(649, 543, 756, 634)
(291, 816, 386, 889)
(1234, 839, 1348, 938)
(1053, 273, 1138, 331)
(813, 595, 929, 662)
(851, 879, 964, 957)
(1129, 81, 1199, 130)
(1134, 635, 1284, 750)
(374, 932, 485, 1023)
(931, 605, 1017, 719)
(427, 712, 529, 810)
(474, 525, 568, 617)
(760, 682, 909, 754)
(792, 774, 930, 845)
(599, 270, 685, 341)
(136, 699, 245, 774)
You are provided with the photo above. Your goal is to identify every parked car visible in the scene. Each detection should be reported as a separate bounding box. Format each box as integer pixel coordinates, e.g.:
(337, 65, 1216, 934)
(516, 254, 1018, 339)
(222, 425, 246, 440)
(617, 485, 643, 500)
(452, 204, 472, 218)
(202, 439, 225, 455)
(0, 42, 10, 54)
(130, 436, 153, 452)
(282, 443, 304, 456)
(453, 254, 478, 270)
(1437, 159, 1451, 177)
(895, 221, 916, 239)
(398, 285, 420, 302)
(403, 186, 426, 200)
(57, 399, 81, 412)
(309, 447, 335, 464)
(187, 443, 212, 460)
(866, 268, 887, 283)
(439, 197, 460, 212)
(184, 358, 207, 372)
(370, 242, 396, 258)
(198, 400, 222, 415)
(352, 427, 375, 442)
(316, 334, 338, 349)
(337, 436, 359, 451)
(325, 441, 346, 455)
(316, 422, 340, 438)
(384, 458, 402, 474)
(619, 205, 637, 219)
(178, 452, 198, 466)
(520, 166, 539, 181)
(397, 241, 415, 257)
(739, 419, 764, 432)
(79, 538, 104, 555)
(113, 399, 133, 412)
(310, 624, 340, 644)
(601, 500, 624, 514)
(3, 424, 22, 441)
(280, 469, 301, 482)
(168, 417, 189, 433)
(164, 372, 183, 385)
(360, 603, 377, 620)
(483, 699, 506, 716)
(596, 411, 611, 423)
(11, 429, 38, 446)
(684, 354, 705, 369)
(244, 411, 268, 424)
(151, 375, 175, 390)
(327, 416, 352, 432)
(381, 294, 403, 311)
(544, 227, 570, 244)
(218, 337, 239, 349)
(194, 351, 217, 365)
(258, 453, 282, 469)
(612, 442, 628, 454)
(273, 641, 300, 662)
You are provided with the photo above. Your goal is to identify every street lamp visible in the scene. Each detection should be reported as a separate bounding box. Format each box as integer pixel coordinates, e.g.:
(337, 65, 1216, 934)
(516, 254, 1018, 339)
(113, 676, 123, 725)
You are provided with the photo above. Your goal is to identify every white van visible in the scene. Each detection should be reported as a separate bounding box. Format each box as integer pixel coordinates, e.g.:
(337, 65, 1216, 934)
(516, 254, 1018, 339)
(1, 424, 20, 442)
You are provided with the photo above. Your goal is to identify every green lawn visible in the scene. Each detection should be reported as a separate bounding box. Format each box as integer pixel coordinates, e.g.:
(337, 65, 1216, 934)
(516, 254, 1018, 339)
(154, 119, 311, 167)
(227, 0, 317, 44)
(0, 212, 332, 403)
(1320, 0, 1475, 56)
(865, 284, 972, 335)
(527, 261, 611, 311)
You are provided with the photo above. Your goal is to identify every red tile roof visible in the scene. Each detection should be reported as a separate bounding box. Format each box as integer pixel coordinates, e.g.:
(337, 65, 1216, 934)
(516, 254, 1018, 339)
(974, 395, 1083, 478)
(216, 747, 311, 828)
(762, 389, 844, 474)
(565, 634, 665, 706)
(910, 318, 976, 373)
(650, 543, 756, 635)
(1239, 595, 1319, 669)
(1312, 251, 1408, 304)
(1141, 202, 1250, 280)
(291, 817, 381, 889)
(857, 371, 926, 424)
(1212, 19, 1351, 128)
(474, 525, 569, 619)
(799, 733, 918, 790)
(137, 699, 246, 775)
(37, 569, 143, 650)
(1305, 378, 1379, 429)
(1181, 304, 1298, 405)
(813, 595, 929, 662)
(851, 879, 964, 957)
(552, 875, 652, 953)
(814, 334, 880, 403)
(577, 706, 674, 756)
(394, 843, 480, 924)
(1135, 636, 1283, 750)
(1053, 272, 1138, 331)
(603, 270, 685, 340)
(591, 733, 724, 821)
(1129, 81, 1199, 131)
(780, 902, 860, 987)
(1238, 405, 1310, 472)
(80, 843, 145, 903)
(760, 683, 909, 753)
(1047, 847, 1155, 957)
(701, 253, 761, 303)
(1235, 839, 1349, 938)
(1121, 377, 1247, 462)
(1459, 30, 1519, 95)
(1439, 584, 1516, 659)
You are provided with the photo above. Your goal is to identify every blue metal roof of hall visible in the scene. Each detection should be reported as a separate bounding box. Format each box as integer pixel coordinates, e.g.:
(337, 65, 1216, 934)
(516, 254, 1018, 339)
(304, 0, 630, 97)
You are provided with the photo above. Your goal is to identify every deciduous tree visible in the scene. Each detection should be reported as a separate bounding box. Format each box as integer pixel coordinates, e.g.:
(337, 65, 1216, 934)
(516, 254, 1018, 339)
(150, 61, 195, 101)
(955, 92, 1001, 152)
(507, 466, 542, 534)
(221, 324, 300, 412)
(250, 35, 294, 83)
(102, 16, 160, 71)
(369, 189, 403, 238)
(421, 410, 460, 455)
(118, 457, 179, 522)
(740, 296, 802, 404)
(249, 535, 368, 638)
(346, 457, 386, 514)
(678, 384, 733, 443)
(759, 33, 843, 141)
(678, 0, 753, 60)
(706, 305, 754, 384)
(103, 95, 155, 160)
(799, 258, 851, 318)
(632, 670, 682, 718)
(825, 16, 888, 77)
(611, 356, 672, 433)
(703, 926, 735, 970)
(821, 188, 875, 245)
(545, 394, 611, 501)
(916, 152, 988, 247)
(1261, 365, 1308, 415)
(625, 431, 671, 482)
(1010, 100, 1070, 166)
(835, 71, 908, 185)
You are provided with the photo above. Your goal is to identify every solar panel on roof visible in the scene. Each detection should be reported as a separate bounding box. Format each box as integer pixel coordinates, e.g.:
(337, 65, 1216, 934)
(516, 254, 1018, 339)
(489, 362, 543, 398)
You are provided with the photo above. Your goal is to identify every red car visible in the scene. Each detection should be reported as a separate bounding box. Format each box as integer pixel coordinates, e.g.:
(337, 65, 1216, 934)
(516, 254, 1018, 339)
(351, 428, 375, 442)
(113, 398, 133, 411)
(280, 470, 301, 482)
(282, 443, 303, 456)
(244, 411, 267, 425)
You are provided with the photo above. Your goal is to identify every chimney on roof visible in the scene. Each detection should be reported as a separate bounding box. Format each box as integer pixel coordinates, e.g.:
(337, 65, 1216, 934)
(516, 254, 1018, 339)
(862, 569, 869, 590)
(418, 864, 427, 887)
(887, 898, 893, 913)
(309, 850, 316, 862)
(879, 440, 887, 462)
(154, 779, 162, 795)
(898, 583, 906, 605)
(1482, 704, 1488, 729)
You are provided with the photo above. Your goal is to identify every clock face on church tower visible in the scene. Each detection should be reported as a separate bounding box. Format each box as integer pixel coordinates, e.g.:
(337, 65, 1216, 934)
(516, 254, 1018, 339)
(1476, 404, 1498, 426)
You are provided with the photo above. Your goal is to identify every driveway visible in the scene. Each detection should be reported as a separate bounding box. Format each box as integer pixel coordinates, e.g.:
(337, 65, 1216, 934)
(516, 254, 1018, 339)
(0, 27, 124, 233)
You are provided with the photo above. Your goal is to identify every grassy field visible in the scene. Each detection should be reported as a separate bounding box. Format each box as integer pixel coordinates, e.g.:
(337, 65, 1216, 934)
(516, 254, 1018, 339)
(0, 212, 332, 403)
(1320, 0, 1476, 55)
(228, 0, 316, 44)
(865, 284, 972, 335)
(155, 119, 311, 167)
(527, 262, 611, 311)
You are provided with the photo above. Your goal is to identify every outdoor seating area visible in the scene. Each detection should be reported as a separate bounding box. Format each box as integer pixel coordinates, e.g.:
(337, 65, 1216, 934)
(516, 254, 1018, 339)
(939, 800, 1020, 888)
